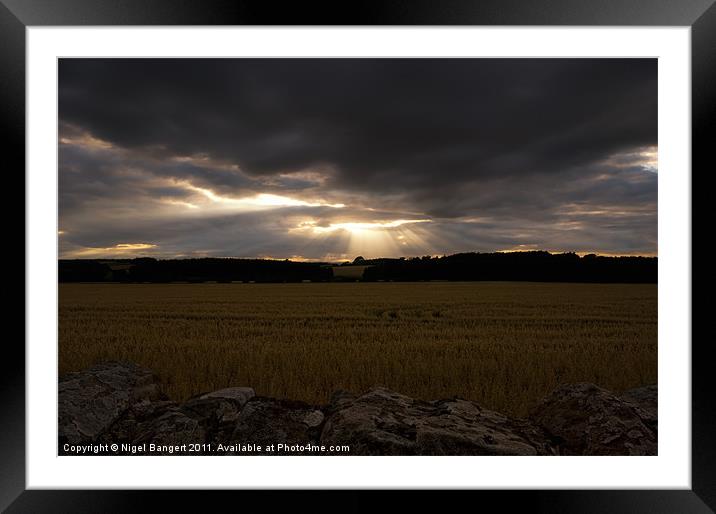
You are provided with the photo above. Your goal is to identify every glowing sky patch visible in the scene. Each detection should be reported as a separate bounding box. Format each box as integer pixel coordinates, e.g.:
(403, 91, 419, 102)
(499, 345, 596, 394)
(183, 183, 345, 210)
(113, 243, 156, 250)
(289, 218, 434, 259)
(59, 132, 114, 151)
(304, 219, 432, 235)
(638, 147, 658, 172)
(65, 243, 158, 258)
(161, 199, 200, 210)
(602, 145, 658, 173)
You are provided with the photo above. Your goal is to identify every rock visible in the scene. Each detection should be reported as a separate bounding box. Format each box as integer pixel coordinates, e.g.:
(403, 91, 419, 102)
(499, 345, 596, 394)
(181, 387, 255, 440)
(99, 399, 177, 444)
(196, 387, 255, 405)
(303, 410, 325, 428)
(106, 387, 255, 450)
(132, 407, 207, 454)
(58, 361, 165, 446)
(320, 388, 555, 456)
(619, 385, 658, 432)
(419, 399, 555, 455)
(227, 397, 325, 454)
(325, 390, 356, 414)
(529, 383, 657, 455)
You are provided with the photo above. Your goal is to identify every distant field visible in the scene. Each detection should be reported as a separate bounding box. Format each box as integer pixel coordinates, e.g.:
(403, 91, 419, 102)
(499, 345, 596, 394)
(58, 282, 657, 417)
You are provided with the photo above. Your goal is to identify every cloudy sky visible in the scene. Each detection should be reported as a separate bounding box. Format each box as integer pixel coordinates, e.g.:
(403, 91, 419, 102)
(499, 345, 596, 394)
(58, 58, 657, 261)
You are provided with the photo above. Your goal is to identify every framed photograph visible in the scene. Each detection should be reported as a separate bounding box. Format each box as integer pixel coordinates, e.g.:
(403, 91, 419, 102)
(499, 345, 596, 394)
(5, 0, 713, 511)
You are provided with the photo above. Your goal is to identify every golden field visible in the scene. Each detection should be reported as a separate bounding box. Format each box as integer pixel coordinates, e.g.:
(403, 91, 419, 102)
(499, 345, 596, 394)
(59, 282, 657, 417)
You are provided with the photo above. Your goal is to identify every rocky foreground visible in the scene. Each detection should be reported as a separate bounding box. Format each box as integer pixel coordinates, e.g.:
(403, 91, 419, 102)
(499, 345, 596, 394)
(58, 362, 657, 456)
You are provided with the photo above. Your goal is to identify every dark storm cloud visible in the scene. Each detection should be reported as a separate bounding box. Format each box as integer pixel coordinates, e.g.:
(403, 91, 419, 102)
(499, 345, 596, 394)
(58, 58, 657, 258)
(59, 59, 655, 183)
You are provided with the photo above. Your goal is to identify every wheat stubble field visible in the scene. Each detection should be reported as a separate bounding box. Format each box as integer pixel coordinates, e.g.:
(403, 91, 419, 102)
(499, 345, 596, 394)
(58, 282, 657, 417)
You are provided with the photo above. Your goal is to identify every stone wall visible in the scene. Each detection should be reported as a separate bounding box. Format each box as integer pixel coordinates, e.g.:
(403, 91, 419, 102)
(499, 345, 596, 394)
(58, 362, 657, 456)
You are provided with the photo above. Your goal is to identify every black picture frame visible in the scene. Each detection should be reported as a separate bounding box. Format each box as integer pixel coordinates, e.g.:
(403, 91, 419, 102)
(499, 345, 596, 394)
(3, 1, 713, 511)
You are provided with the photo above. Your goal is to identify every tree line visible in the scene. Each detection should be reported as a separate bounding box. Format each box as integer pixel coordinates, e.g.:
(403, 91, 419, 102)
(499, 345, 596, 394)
(58, 251, 656, 284)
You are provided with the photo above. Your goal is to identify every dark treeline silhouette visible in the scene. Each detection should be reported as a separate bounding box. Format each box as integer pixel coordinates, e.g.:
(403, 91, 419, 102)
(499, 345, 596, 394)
(362, 252, 656, 283)
(59, 251, 656, 284)
(59, 257, 332, 283)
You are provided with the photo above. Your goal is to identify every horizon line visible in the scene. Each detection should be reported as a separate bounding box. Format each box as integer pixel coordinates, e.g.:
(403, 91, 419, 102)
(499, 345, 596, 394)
(58, 249, 659, 263)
